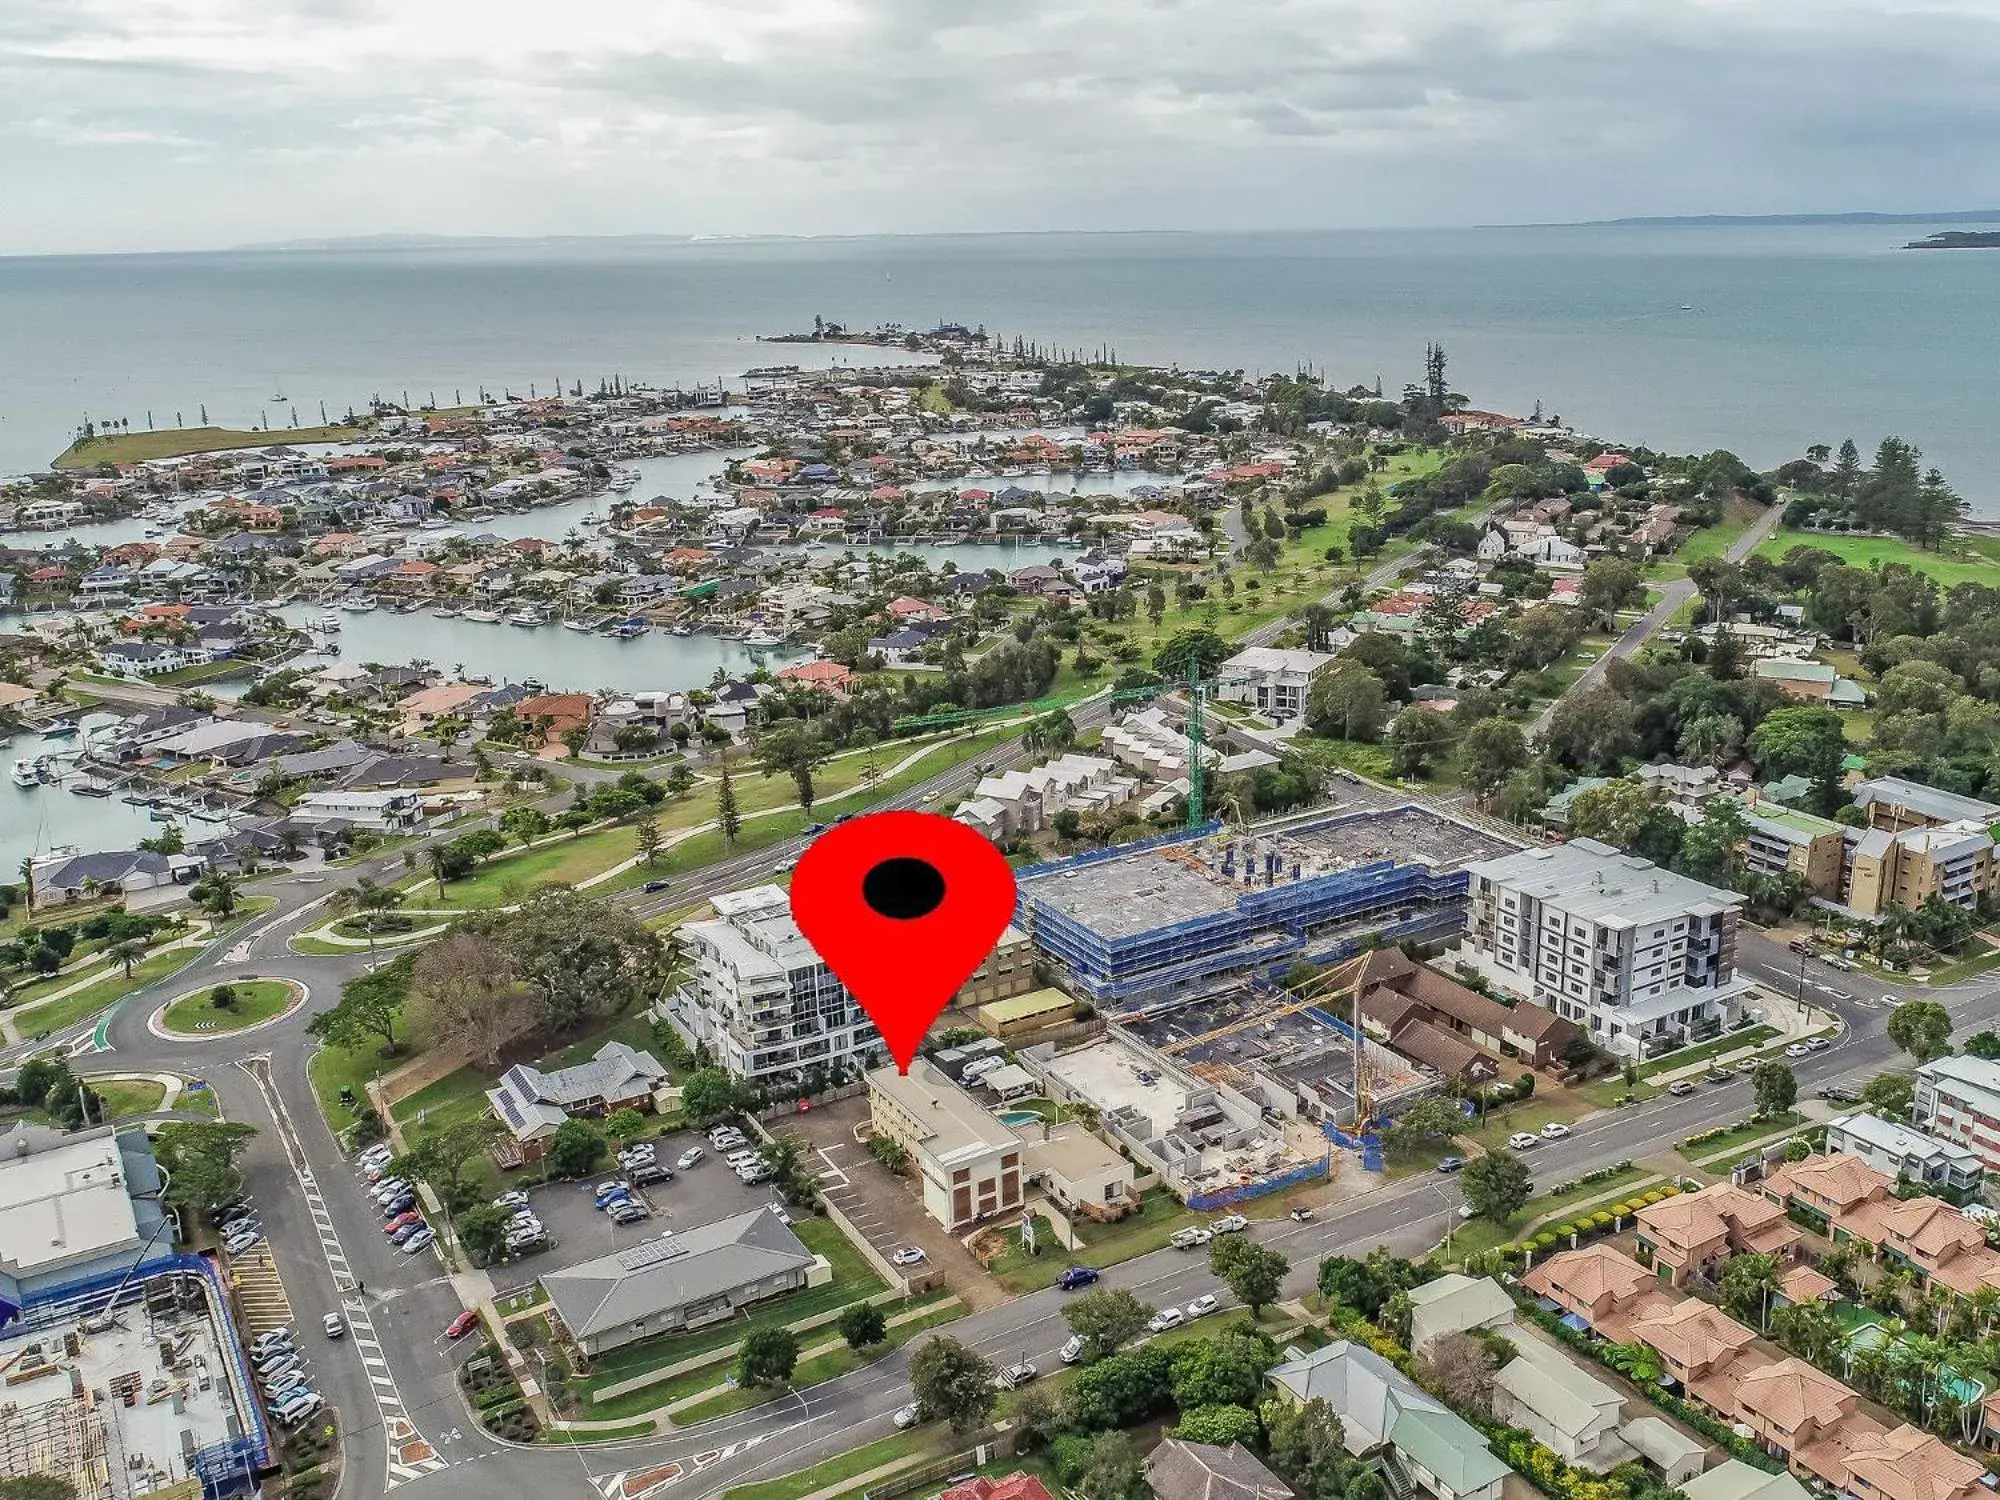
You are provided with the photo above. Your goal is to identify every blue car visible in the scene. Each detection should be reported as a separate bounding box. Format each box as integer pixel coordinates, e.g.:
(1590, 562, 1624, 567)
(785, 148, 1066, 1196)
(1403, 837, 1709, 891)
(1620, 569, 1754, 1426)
(1056, 1266, 1100, 1291)
(382, 1193, 416, 1217)
(390, 1219, 427, 1245)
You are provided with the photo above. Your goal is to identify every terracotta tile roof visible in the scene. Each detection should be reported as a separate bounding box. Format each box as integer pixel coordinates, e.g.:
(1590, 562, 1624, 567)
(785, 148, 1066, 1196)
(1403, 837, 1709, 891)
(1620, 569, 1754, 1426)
(1777, 1264, 1837, 1304)
(1766, 1153, 1892, 1213)
(1628, 1299, 1756, 1373)
(1687, 1346, 1774, 1412)
(1881, 1196, 1987, 1260)
(1388, 1018, 1494, 1081)
(1735, 1357, 1855, 1434)
(1843, 1425, 1986, 1500)
(1794, 1410, 1888, 1489)
(1521, 1244, 1652, 1315)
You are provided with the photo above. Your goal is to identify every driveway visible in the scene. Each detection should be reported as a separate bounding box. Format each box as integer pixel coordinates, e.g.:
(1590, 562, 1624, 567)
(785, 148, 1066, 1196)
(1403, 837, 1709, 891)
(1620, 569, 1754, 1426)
(781, 1095, 1004, 1309)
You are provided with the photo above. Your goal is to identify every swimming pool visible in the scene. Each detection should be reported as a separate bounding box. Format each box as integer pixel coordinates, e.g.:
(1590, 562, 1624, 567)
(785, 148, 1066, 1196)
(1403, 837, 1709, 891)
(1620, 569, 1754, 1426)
(999, 1110, 1044, 1128)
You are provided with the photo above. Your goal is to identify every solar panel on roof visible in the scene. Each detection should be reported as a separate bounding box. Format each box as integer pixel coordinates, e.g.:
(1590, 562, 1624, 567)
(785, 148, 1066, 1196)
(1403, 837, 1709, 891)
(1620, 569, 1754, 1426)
(495, 1092, 526, 1130)
(614, 1235, 687, 1272)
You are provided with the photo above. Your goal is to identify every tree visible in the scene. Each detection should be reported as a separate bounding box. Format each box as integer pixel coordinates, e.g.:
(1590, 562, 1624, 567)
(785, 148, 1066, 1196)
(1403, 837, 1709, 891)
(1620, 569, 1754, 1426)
(736, 1326, 799, 1387)
(1541, 687, 1638, 773)
(1888, 1000, 1953, 1064)
(909, 1335, 997, 1431)
(1383, 704, 1448, 778)
(0, 1478, 79, 1500)
(307, 955, 412, 1057)
(756, 721, 827, 816)
(715, 753, 742, 847)
(682, 1067, 751, 1126)
(1305, 662, 1388, 742)
(1964, 1031, 2000, 1061)
(1264, 1397, 1348, 1497)
(331, 876, 405, 951)
(408, 932, 522, 1067)
(1146, 583, 1166, 627)
(1173, 1404, 1260, 1447)
(110, 937, 148, 978)
(1170, 1331, 1267, 1409)
(499, 806, 550, 847)
(1077, 1431, 1147, 1500)
(464, 887, 663, 1032)
(1456, 717, 1527, 798)
(1062, 1288, 1154, 1359)
(154, 1122, 258, 1213)
(603, 1108, 647, 1146)
(1067, 1344, 1175, 1431)
(838, 1302, 887, 1350)
(1754, 1061, 1798, 1117)
(404, 1117, 504, 1209)
(191, 868, 238, 918)
(1461, 1150, 1532, 1222)
(1862, 1071, 1916, 1120)
(456, 1204, 510, 1266)
(1382, 1095, 1467, 1154)
(545, 1117, 604, 1179)
(635, 813, 662, 866)
(1154, 628, 1230, 681)
(1746, 705, 1847, 793)
(1209, 1237, 1289, 1316)
(1721, 1252, 1782, 1331)
(1567, 778, 1656, 847)
(1413, 1331, 1496, 1415)
(1578, 558, 1643, 627)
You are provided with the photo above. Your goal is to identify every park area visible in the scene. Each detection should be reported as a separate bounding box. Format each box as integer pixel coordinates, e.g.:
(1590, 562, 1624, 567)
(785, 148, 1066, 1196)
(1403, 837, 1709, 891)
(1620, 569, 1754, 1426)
(159, 979, 299, 1035)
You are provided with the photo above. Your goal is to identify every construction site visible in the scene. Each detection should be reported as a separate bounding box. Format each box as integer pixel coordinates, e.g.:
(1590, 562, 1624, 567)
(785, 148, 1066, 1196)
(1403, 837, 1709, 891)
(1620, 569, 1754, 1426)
(1013, 805, 1518, 1006)
(0, 1264, 262, 1500)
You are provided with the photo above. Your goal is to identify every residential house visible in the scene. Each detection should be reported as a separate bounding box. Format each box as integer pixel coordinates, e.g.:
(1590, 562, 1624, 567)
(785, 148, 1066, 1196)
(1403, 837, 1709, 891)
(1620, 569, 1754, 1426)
(290, 789, 425, 833)
(868, 1058, 1023, 1231)
(1751, 658, 1866, 707)
(1492, 1341, 1625, 1469)
(945, 1477, 1055, 1500)
(773, 660, 852, 696)
(485, 1043, 670, 1161)
(1633, 1180, 1802, 1287)
(1144, 1440, 1293, 1500)
(29, 849, 200, 904)
(1021, 1124, 1136, 1221)
(1333, 948, 1581, 1072)
(1215, 646, 1336, 722)
(1824, 1112, 1984, 1196)
(1682, 1463, 1812, 1500)
(1406, 1274, 1515, 1353)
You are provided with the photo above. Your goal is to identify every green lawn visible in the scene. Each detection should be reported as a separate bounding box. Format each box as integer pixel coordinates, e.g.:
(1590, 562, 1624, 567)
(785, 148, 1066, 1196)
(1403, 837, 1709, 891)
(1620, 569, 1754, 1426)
(159, 979, 296, 1035)
(721, 1427, 941, 1500)
(1753, 528, 2000, 589)
(91, 1079, 168, 1119)
(1444, 1165, 1654, 1259)
(307, 1034, 401, 1138)
(1637, 1025, 1779, 1079)
(1683, 1111, 1807, 1166)
(1651, 497, 1765, 577)
(582, 1219, 887, 1389)
(12, 947, 202, 1037)
(989, 1187, 1197, 1293)
(537, 1420, 657, 1444)
(53, 422, 368, 469)
(668, 1304, 965, 1425)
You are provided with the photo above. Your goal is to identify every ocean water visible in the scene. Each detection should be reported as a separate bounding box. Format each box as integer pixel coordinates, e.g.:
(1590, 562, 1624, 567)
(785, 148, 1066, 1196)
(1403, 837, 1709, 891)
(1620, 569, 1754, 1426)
(3, 227, 2000, 508)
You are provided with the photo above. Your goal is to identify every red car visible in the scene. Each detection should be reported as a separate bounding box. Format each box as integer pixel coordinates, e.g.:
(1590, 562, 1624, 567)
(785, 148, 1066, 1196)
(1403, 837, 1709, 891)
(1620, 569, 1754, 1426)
(446, 1309, 480, 1340)
(384, 1211, 422, 1235)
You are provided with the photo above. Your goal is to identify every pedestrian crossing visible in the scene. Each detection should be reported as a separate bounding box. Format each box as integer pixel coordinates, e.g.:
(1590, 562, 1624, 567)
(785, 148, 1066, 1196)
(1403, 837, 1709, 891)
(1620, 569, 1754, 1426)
(591, 1435, 770, 1499)
(235, 1054, 449, 1489)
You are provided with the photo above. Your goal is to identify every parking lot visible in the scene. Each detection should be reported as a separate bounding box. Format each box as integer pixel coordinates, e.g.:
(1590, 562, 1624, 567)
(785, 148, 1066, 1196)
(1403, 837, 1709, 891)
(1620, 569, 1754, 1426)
(781, 1095, 1004, 1309)
(486, 1125, 789, 1289)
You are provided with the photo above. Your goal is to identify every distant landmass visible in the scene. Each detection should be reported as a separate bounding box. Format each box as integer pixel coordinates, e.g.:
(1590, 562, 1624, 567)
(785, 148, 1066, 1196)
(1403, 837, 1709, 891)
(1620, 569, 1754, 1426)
(1905, 231, 2000, 250)
(1540, 210, 2000, 229)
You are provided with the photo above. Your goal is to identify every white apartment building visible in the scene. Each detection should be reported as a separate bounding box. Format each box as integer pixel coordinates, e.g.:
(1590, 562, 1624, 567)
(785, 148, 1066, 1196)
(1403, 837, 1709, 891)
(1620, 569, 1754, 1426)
(290, 789, 425, 832)
(1215, 646, 1337, 722)
(867, 1058, 1023, 1230)
(1915, 1056, 2000, 1173)
(1455, 838, 1748, 1059)
(666, 884, 886, 1084)
(1824, 1110, 1985, 1195)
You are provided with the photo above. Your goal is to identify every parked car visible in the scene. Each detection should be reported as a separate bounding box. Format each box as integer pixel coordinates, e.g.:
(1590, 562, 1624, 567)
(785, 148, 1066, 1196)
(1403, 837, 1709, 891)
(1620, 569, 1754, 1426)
(1435, 1156, 1466, 1173)
(617, 1144, 657, 1167)
(1806, 1036, 1830, 1051)
(609, 1202, 651, 1225)
(254, 1349, 300, 1377)
(273, 1393, 323, 1427)
(1507, 1133, 1539, 1151)
(631, 1163, 674, 1186)
(1705, 1069, 1735, 1085)
(370, 1178, 409, 1203)
(1210, 1214, 1248, 1234)
(390, 1220, 428, 1246)
(1540, 1122, 1571, 1140)
(403, 1228, 436, 1254)
(265, 1375, 310, 1403)
(725, 1150, 761, 1169)
(891, 1247, 927, 1266)
(736, 1164, 774, 1184)
(358, 1144, 393, 1168)
(1061, 1334, 1089, 1364)
(446, 1309, 480, 1339)
(1185, 1294, 1219, 1319)
(379, 1193, 416, 1217)
(322, 1313, 345, 1339)
(224, 1230, 263, 1256)
(1169, 1227, 1212, 1250)
(707, 1126, 744, 1147)
(1289, 1207, 1314, 1222)
(383, 1211, 422, 1235)
(593, 1180, 634, 1208)
(251, 1330, 293, 1357)
(893, 1402, 923, 1430)
(1056, 1266, 1100, 1291)
(676, 1147, 705, 1169)
(1147, 1308, 1185, 1333)
(1668, 1080, 1698, 1097)
(493, 1190, 530, 1210)
(1819, 1084, 1861, 1103)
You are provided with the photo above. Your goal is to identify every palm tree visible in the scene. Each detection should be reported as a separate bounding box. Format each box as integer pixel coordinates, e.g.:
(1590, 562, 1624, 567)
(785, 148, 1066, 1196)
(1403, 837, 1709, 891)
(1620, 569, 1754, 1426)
(110, 938, 148, 979)
(330, 878, 403, 955)
(1020, 718, 1047, 756)
(1603, 1342, 1664, 1383)
(1040, 710, 1077, 753)
(193, 868, 237, 919)
(17, 857, 33, 915)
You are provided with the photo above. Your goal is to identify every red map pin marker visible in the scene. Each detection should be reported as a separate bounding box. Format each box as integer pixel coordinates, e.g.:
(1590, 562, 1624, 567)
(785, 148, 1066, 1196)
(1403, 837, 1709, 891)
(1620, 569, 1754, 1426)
(789, 811, 1017, 1074)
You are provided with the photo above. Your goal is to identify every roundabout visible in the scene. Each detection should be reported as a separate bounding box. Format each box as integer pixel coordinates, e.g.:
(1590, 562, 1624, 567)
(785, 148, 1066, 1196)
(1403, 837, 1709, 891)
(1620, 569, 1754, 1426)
(150, 977, 309, 1040)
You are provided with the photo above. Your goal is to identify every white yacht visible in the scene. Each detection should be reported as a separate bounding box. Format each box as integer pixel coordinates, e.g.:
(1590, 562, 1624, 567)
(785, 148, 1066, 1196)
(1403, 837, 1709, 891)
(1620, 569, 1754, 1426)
(461, 608, 503, 624)
(507, 605, 551, 627)
(317, 613, 341, 632)
(340, 594, 378, 612)
(11, 759, 42, 788)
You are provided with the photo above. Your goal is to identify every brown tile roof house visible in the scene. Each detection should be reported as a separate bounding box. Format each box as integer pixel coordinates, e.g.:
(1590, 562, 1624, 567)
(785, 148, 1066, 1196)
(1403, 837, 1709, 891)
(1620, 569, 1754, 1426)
(1386, 1018, 1498, 1084)
(1626, 1299, 1759, 1397)
(1842, 1423, 1987, 1500)
(1764, 1152, 1891, 1221)
(1634, 1181, 1802, 1286)
(1520, 1244, 1668, 1332)
(1766, 1153, 2000, 1298)
(1336, 949, 1579, 1072)
(1145, 1440, 1294, 1500)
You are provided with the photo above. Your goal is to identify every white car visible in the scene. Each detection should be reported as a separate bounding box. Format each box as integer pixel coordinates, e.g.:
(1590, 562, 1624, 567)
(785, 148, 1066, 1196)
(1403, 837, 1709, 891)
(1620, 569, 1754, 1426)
(358, 1145, 393, 1169)
(676, 1147, 705, 1169)
(322, 1313, 345, 1339)
(251, 1330, 293, 1358)
(726, 1149, 761, 1168)
(1147, 1307, 1185, 1333)
(1061, 1334, 1089, 1364)
(891, 1246, 928, 1266)
(274, 1392, 323, 1427)
(370, 1179, 409, 1203)
(1784, 1043, 1811, 1059)
(1210, 1215, 1248, 1234)
(1507, 1133, 1540, 1151)
(618, 1144, 657, 1165)
(893, 1402, 922, 1430)
(1540, 1122, 1571, 1141)
(1185, 1294, 1219, 1319)
(403, 1228, 436, 1254)
(493, 1190, 531, 1210)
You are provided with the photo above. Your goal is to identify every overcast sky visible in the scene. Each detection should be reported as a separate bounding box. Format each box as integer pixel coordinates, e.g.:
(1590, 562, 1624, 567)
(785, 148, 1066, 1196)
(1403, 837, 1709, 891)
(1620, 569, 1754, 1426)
(8, 0, 2000, 255)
